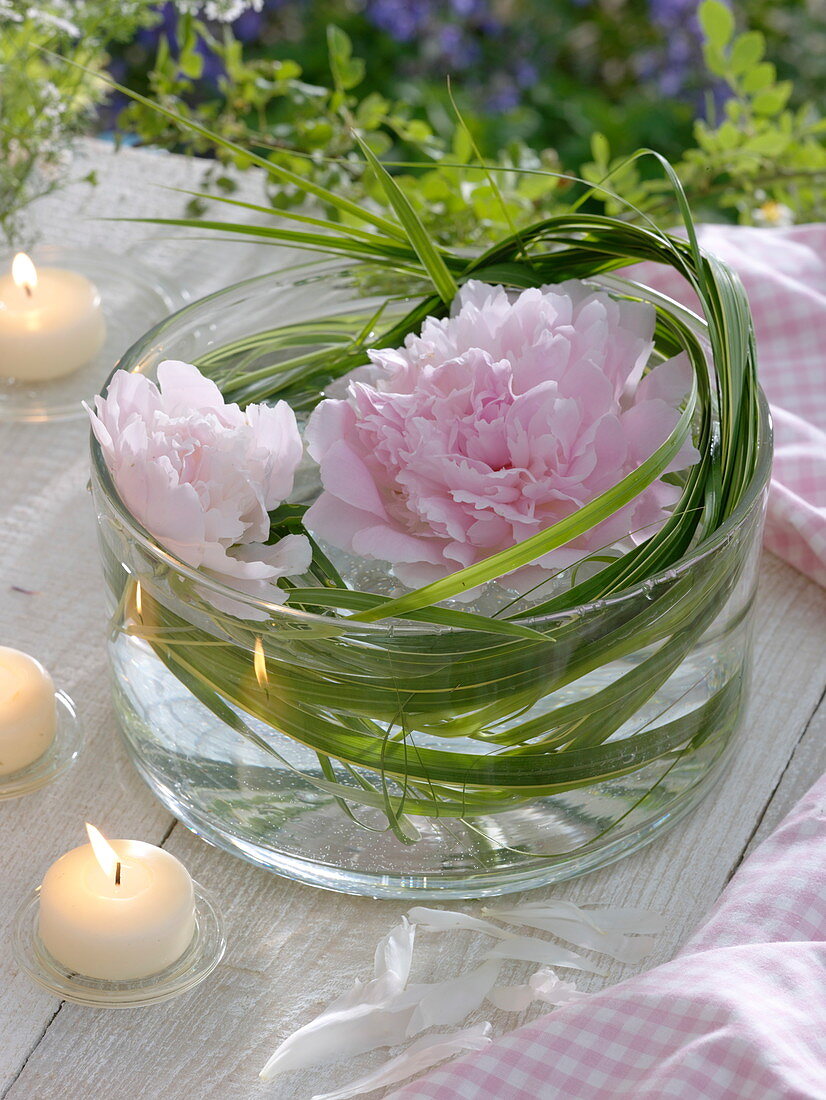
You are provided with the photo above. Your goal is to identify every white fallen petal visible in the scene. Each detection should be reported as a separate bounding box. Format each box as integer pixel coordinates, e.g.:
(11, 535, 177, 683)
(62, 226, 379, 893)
(259, 999, 414, 1080)
(260, 925, 497, 1081)
(529, 968, 589, 1006)
(325, 979, 367, 1014)
(484, 901, 666, 936)
(260, 920, 416, 1080)
(487, 968, 589, 1012)
(486, 983, 536, 1013)
(484, 913, 656, 964)
(309, 1024, 493, 1100)
(374, 917, 416, 990)
(405, 962, 501, 1035)
(407, 907, 510, 939)
(484, 935, 605, 975)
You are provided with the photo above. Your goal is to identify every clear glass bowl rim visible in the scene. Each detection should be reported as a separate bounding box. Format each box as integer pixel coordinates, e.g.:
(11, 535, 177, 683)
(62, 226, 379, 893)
(89, 258, 773, 635)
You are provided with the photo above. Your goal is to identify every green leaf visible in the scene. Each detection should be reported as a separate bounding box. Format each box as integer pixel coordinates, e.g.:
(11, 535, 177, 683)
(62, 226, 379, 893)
(729, 30, 765, 74)
(744, 130, 790, 156)
(698, 0, 735, 51)
(355, 91, 390, 129)
(741, 61, 776, 94)
(751, 83, 792, 116)
(590, 132, 611, 169)
(703, 43, 729, 78)
(326, 25, 365, 92)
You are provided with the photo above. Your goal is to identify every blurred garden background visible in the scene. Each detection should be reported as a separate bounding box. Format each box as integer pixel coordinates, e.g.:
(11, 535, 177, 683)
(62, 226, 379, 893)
(2, 0, 825, 247)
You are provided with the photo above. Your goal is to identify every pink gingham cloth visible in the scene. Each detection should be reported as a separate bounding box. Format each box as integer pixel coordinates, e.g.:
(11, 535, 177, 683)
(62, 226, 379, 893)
(392, 771, 826, 1099)
(634, 224, 826, 586)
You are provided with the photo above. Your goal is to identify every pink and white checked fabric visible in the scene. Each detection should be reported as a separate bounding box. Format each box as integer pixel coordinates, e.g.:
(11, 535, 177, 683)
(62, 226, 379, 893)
(634, 224, 826, 587)
(392, 772, 826, 1099)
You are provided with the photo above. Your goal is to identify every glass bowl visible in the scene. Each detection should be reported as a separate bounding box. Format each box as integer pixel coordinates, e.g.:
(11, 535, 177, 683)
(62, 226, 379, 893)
(88, 260, 772, 899)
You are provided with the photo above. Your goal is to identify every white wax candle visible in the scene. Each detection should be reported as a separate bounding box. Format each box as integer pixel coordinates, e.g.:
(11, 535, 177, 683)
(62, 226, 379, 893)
(39, 826, 196, 981)
(0, 646, 56, 776)
(0, 253, 106, 381)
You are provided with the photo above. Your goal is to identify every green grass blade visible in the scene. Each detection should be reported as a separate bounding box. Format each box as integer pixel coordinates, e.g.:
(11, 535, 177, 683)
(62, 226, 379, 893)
(352, 132, 458, 303)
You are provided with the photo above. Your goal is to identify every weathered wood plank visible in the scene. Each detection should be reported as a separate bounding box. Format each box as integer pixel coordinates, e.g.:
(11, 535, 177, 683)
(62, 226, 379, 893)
(738, 684, 826, 862)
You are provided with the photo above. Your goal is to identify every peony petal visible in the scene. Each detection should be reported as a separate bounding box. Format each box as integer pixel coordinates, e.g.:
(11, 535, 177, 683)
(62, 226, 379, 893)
(97, 370, 162, 433)
(487, 968, 586, 1012)
(483, 900, 667, 935)
(309, 1024, 492, 1100)
(155, 359, 241, 423)
(259, 920, 497, 1082)
(258, 997, 414, 1081)
(246, 399, 303, 506)
(392, 561, 453, 589)
(483, 934, 605, 974)
(352, 525, 444, 566)
(408, 907, 510, 940)
(404, 962, 501, 1036)
(305, 397, 357, 463)
(483, 909, 657, 964)
(305, 493, 376, 553)
(374, 917, 416, 991)
(230, 534, 313, 578)
(320, 440, 389, 520)
(634, 352, 692, 407)
(83, 400, 114, 455)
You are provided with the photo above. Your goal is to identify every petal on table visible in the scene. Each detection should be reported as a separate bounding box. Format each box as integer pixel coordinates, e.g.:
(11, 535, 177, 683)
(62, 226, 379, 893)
(487, 967, 587, 1012)
(483, 934, 605, 975)
(309, 1024, 493, 1100)
(483, 900, 667, 936)
(373, 917, 416, 991)
(407, 907, 510, 940)
(404, 962, 502, 1036)
(484, 905, 659, 964)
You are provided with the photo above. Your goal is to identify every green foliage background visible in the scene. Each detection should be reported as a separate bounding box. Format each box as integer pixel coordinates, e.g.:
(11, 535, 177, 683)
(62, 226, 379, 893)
(115, 0, 826, 244)
(1, 0, 824, 247)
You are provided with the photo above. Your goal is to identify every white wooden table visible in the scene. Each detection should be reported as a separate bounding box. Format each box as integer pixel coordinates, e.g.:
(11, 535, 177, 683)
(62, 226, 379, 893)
(1, 140, 824, 1100)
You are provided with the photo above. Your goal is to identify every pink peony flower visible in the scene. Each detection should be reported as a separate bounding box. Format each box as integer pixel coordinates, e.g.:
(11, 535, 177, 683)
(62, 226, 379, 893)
(87, 360, 311, 604)
(305, 280, 699, 592)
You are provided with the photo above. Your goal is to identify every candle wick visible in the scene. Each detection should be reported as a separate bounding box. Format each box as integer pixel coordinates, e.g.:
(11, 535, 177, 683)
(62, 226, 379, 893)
(115, 861, 122, 886)
(23, 283, 33, 299)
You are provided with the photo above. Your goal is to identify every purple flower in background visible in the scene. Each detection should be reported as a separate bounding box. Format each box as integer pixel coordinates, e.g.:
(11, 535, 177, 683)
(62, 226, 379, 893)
(514, 58, 538, 89)
(233, 6, 265, 40)
(438, 24, 481, 70)
(648, 0, 698, 26)
(485, 77, 521, 114)
(366, 0, 432, 43)
(642, 0, 731, 107)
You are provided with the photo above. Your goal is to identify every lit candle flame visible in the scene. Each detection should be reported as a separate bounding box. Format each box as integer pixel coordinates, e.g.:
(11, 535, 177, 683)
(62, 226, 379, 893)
(135, 581, 143, 618)
(85, 822, 120, 881)
(12, 252, 38, 296)
(253, 637, 268, 688)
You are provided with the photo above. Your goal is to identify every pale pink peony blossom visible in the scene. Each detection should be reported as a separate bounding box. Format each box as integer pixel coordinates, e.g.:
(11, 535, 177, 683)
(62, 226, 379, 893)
(305, 280, 699, 592)
(87, 360, 311, 606)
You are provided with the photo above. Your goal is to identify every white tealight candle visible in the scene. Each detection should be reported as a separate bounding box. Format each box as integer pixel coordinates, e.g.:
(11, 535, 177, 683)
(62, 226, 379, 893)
(0, 253, 106, 382)
(39, 824, 196, 981)
(0, 646, 57, 776)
